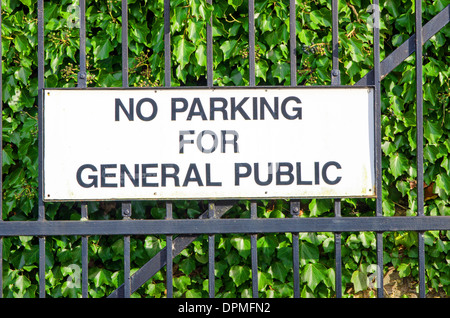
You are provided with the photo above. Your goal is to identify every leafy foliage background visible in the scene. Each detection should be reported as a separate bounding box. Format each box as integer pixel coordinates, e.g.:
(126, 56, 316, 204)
(1, 0, 449, 297)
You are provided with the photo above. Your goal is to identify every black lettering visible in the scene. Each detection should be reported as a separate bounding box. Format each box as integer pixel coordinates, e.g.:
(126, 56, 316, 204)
(197, 130, 218, 153)
(252, 97, 258, 119)
(206, 163, 222, 186)
(276, 162, 294, 185)
(171, 98, 188, 120)
(115, 98, 134, 121)
(281, 96, 302, 119)
(314, 162, 320, 185)
(210, 97, 228, 120)
(235, 163, 251, 185)
(187, 98, 207, 120)
(101, 164, 117, 188)
(260, 97, 279, 119)
(221, 130, 239, 153)
(183, 164, 204, 186)
(179, 130, 195, 154)
(254, 162, 273, 186)
(120, 164, 139, 187)
(136, 98, 158, 121)
(142, 164, 158, 187)
(162, 164, 180, 187)
(296, 162, 313, 185)
(231, 97, 250, 120)
(322, 161, 342, 185)
(76, 164, 98, 188)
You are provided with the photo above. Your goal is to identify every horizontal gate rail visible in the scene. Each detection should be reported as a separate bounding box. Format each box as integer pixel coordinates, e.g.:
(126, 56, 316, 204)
(1, 216, 450, 236)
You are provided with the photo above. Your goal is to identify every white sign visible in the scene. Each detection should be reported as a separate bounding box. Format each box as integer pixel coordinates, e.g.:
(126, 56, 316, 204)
(43, 87, 375, 201)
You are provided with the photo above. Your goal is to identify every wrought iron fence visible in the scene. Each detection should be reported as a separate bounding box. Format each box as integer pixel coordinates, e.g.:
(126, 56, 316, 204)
(0, 0, 449, 299)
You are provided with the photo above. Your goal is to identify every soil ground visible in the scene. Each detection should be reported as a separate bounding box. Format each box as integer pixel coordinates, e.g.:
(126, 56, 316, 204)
(347, 266, 448, 298)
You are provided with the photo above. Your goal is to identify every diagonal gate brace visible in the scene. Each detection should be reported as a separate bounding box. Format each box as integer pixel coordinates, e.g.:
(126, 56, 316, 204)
(356, 4, 449, 86)
(108, 201, 237, 298)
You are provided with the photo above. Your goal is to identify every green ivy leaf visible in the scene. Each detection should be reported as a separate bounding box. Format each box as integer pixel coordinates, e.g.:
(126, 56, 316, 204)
(220, 39, 238, 61)
(268, 261, 288, 282)
(230, 236, 251, 259)
(351, 268, 368, 293)
(359, 232, 375, 249)
(15, 275, 31, 294)
(436, 173, 450, 194)
(255, 59, 269, 81)
(173, 36, 196, 69)
(173, 276, 191, 292)
(93, 38, 114, 62)
(272, 61, 290, 83)
(309, 199, 333, 217)
(300, 241, 319, 266)
(258, 271, 272, 291)
(389, 153, 409, 178)
(228, 0, 244, 10)
(90, 268, 112, 288)
(301, 263, 327, 292)
(424, 120, 443, 144)
(257, 235, 277, 258)
(229, 265, 251, 287)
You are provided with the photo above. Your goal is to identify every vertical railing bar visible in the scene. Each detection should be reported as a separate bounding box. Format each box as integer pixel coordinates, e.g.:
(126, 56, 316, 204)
(208, 203, 215, 298)
(331, 0, 340, 85)
(248, 0, 257, 298)
(250, 201, 258, 298)
(78, 0, 87, 87)
(373, 0, 381, 216)
(248, 0, 255, 86)
(290, 200, 300, 298)
(122, 0, 128, 87)
(292, 233, 300, 297)
(373, 0, 384, 298)
(415, 0, 426, 299)
(207, 0, 217, 297)
(122, 202, 132, 298)
(166, 202, 173, 298)
(418, 233, 426, 297)
(37, 0, 46, 299)
(77, 0, 89, 299)
(289, 0, 300, 297)
(331, 0, 342, 298)
(164, 0, 171, 87)
(123, 235, 131, 297)
(164, 0, 173, 299)
(120, 0, 131, 299)
(81, 204, 89, 298)
(289, 0, 296, 85)
(206, 0, 213, 87)
(39, 237, 46, 298)
(376, 232, 383, 297)
(415, 0, 424, 218)
(334, 200, 342, 298)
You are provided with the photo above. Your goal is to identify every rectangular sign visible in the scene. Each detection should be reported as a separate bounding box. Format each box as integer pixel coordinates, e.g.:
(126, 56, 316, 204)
(43, 87, 375, 201)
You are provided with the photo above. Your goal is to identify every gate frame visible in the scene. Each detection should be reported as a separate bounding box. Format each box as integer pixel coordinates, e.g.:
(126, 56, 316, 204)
(0, 0, 450, 299)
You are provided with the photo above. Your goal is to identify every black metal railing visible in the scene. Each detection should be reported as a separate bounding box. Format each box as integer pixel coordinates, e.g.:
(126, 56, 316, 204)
(1, 0, 449, 299)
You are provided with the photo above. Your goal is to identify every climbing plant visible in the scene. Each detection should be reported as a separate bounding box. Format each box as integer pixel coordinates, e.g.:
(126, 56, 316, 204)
(1, 0, 449, 297)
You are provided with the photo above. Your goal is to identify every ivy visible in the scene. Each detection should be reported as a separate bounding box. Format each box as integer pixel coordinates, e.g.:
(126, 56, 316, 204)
(2, 0, 450, 298)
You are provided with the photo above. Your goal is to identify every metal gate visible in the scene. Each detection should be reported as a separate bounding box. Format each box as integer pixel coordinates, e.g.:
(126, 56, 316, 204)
(1, 0, 450, 299)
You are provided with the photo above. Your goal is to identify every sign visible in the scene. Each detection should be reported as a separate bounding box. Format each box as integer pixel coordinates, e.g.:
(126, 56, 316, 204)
(43, 87, 375, 201)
